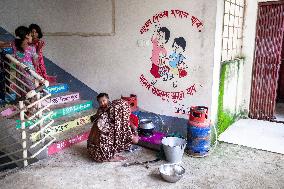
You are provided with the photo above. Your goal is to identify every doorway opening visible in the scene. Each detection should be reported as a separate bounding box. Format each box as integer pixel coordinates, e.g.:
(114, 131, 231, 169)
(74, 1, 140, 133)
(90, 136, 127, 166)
(275, 37, 284, 121)
(249, 1, 284, 121)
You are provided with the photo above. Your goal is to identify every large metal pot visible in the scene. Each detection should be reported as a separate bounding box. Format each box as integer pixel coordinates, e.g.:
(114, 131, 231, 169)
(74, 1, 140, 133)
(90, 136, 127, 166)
(138, 119, 155, 136)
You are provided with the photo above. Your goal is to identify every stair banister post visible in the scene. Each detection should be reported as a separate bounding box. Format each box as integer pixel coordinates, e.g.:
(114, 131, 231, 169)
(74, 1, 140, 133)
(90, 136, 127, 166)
(19, 101, 28, 167)
(35, 80, 45, 144)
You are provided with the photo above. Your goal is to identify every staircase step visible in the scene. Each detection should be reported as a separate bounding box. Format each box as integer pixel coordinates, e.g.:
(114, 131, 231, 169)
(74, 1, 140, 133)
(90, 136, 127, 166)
(42, 92, 80, 106)
(15, 100, 94, 129)
(50, 109, 96, 125)
(46, 83, 69, 95)
(48, 124, 92, 155)
(30, 109, 96, 142)
(50, 100, 93, 120)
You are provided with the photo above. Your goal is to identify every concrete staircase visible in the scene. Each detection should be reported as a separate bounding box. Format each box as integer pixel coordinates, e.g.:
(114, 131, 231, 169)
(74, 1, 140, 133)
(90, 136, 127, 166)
(0, 26, 100, 170)
(0, 81, 97, 168)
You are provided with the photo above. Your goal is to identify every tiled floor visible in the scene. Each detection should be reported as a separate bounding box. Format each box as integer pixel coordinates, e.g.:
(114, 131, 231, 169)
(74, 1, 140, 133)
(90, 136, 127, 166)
(275, 103, 284, 122)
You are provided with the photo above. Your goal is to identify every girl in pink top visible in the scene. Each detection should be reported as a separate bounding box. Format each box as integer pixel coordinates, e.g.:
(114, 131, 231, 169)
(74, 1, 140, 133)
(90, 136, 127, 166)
(29, 24, 56, 84)
(12, 26, 38, 90)
(150, 26, 170, 79)
(29, 24, 47, 79)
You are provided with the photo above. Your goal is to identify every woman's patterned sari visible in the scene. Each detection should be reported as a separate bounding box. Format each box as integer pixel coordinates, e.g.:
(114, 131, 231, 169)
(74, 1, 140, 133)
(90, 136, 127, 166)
(87, 99, 133, 162)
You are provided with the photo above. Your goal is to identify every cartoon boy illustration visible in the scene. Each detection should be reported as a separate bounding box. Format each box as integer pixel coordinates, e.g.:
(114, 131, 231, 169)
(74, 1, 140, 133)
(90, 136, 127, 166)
(168, 37, 187, 87)
(150, 25, 170, 82)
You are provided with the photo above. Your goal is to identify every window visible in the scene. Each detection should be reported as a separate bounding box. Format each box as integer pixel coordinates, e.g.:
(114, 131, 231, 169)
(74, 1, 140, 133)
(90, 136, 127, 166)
(221, 0, 245, 61)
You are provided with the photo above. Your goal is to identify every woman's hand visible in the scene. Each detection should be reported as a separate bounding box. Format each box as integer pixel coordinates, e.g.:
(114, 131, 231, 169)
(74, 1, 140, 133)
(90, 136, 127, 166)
(38, 40, 44, 49)
(33, 59, 39, 71)
(133, 129, 139, 136)
(130, 121, 138, 136)
(132, 134, 140, 144)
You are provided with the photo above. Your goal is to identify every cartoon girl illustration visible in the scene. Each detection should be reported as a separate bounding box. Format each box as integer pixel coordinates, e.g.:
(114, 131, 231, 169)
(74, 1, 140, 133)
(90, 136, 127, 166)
(150, 25, 170, 84)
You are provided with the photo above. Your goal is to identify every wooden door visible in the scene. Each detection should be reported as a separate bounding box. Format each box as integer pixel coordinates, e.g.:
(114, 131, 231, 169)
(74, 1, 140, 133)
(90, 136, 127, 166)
(249, 2, 284, 120)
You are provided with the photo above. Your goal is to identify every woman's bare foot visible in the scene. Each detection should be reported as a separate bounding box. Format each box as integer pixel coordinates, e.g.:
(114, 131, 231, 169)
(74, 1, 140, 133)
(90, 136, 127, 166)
(108, 155, 126, 162)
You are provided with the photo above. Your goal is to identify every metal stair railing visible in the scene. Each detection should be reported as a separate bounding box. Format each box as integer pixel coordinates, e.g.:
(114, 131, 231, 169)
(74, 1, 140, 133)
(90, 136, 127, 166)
(0, 53, 56, 168)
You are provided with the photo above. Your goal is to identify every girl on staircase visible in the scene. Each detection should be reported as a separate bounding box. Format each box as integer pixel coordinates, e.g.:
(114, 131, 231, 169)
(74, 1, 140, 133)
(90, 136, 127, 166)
(12, 26, 38, 90)
(29, 24, 56, 84)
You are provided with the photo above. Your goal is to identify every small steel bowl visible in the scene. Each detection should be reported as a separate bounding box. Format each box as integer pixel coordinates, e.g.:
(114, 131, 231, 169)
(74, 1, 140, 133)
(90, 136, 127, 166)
(159, 164, 185, 183)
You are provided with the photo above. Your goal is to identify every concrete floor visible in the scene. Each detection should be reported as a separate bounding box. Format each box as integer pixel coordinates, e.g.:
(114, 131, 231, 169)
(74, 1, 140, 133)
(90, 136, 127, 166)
(0, 142, 283, 189)
(276, 103, 284, 122)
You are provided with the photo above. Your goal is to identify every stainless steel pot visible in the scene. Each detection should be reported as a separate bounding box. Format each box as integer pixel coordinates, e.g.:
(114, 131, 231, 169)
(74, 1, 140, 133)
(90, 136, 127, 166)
(138, 119, 155, 136)
(139, 119, 155, 129)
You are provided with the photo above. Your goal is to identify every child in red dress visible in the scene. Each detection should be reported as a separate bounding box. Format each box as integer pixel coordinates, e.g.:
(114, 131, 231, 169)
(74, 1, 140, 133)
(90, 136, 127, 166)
(29, 24, 56, 84)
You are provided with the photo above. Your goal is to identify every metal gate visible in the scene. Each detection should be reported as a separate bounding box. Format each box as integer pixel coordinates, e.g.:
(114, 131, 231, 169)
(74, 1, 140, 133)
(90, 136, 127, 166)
(249, 1, 284, 120)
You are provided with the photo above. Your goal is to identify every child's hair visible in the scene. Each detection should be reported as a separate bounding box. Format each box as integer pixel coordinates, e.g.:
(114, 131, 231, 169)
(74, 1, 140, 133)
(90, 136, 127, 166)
(173, 37, 186, 51)
(14, 26, 31, 52)
(29, 24, 43, 39)
(158, 27, 170, 43)
(97, 93, 109, 101)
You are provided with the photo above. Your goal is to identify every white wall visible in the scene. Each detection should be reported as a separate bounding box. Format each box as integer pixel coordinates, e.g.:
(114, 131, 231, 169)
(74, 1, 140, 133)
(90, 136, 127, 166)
(210, 0, 225, 124)
(0, 0, 113, 35)
(0, 0, 218, 119)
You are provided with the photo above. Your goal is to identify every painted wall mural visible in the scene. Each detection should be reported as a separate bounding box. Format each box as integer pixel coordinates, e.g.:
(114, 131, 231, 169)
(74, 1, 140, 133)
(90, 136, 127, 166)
(139, 9, 204, 116)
